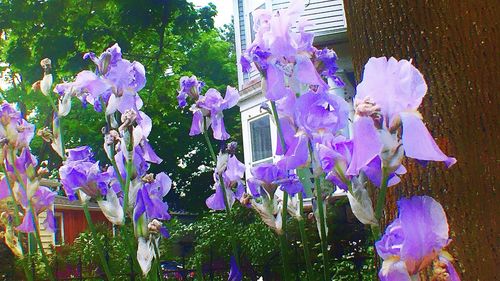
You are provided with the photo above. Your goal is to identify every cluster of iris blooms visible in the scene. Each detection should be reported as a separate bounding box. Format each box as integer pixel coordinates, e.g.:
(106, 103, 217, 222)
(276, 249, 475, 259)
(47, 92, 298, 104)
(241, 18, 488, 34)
(0, 0, 461, 280)
(178, 0, 460, 280)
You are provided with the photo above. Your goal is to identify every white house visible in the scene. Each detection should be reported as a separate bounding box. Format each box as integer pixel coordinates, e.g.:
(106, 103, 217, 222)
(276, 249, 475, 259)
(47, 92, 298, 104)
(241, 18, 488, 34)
(233, 0, 356, 176)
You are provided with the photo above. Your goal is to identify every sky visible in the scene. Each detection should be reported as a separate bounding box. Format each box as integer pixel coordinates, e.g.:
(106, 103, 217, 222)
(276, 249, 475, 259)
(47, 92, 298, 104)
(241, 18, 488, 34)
(189, 0, 234, 27)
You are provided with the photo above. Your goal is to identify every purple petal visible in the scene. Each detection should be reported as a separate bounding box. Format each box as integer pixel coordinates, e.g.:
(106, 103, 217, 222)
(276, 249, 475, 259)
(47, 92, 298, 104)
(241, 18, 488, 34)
(222, 86, 239, 110)
(211, 112, 230, 140)
(277, 134, 309, 170)
(228, 256, 242, 281)
(0, 178, 10, 200)
(294, 55, 328, 89)
(346, 117, 383, 175)
(189, 110, 204, 136)
(439, 255, 461, 281)
(265, 64, 286, 101)
(399, 196, 449, 264)
(400, 112, 456, 167)
(43, 209, 56, 232)
(16, 211, 35, 233)
(224, 156, 245, 182)
(160, 226, 170, 239)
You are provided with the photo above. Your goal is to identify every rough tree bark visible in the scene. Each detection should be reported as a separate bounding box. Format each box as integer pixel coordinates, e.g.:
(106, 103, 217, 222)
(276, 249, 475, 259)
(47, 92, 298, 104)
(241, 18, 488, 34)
(342, 0, 499, 280)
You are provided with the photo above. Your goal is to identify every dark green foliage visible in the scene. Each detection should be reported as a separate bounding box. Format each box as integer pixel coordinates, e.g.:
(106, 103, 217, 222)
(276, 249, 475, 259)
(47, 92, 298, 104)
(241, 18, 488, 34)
(0, 0, 239, 212)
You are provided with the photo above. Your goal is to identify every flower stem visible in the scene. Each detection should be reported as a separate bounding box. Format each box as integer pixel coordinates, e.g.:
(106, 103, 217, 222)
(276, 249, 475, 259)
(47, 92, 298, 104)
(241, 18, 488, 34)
(0, 165, 33, 281)
(270, 101, 293, 280)
(122, 144, 134, 222)
(297, 192, 314, 281)
(82, 201, 113, 280)
(278, 231, 292, 281)
(315, 177, 330, 280)
(372, 167, 389, 241)
(201, 120, 240, 267)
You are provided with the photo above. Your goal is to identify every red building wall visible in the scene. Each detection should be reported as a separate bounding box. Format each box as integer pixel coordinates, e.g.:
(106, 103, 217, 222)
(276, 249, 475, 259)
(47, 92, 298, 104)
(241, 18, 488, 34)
(60, 209, 110, 244)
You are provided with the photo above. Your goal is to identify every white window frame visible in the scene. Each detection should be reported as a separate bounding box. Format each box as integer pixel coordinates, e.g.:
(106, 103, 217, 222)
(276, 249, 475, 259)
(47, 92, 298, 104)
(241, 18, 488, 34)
(248, 113, 274, 165)
(53, 212, 64, 246)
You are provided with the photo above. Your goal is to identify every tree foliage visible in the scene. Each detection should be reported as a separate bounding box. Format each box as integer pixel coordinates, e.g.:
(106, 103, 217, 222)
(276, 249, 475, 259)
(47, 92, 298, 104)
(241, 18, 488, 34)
(0, 0, 240, 212)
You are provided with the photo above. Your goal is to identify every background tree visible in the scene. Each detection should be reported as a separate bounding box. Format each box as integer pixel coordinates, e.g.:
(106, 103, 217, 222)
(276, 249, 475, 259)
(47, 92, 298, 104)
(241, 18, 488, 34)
(0, 0, 240, 212)
(343, 0, 499, 279)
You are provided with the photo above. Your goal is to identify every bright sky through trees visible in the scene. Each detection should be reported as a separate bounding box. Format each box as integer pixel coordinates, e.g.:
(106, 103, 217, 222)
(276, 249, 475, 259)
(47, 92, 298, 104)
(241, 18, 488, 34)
(189, 0, 234, 27)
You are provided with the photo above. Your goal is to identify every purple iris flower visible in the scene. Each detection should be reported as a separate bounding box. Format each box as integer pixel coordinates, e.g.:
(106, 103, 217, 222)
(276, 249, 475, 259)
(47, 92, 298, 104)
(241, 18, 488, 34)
(59, 146, 109, 201)
(294, 90, 349, 137)
(133, 172, 172, 222)
(206, 155, 245, 211)
(242, 0, 330, 101)
(177, 76, 205, 108)
(247, 163, 303, 197)
(189, 86, 239, 140)
(317, 136, 406, 189)
(347, 57, 456, 177)
(228, 256, 242, 281)
(17, 186, 56, 233)
(376, 196, 460, 281)
(55, 43, 146, 116)
(315, 48, 344, 87)
(0, 102, 35, 148)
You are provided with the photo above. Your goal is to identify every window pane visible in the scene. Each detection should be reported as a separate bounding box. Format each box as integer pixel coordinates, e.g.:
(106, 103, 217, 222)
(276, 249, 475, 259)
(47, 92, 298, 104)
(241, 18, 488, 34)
(250, 115, 272, 162)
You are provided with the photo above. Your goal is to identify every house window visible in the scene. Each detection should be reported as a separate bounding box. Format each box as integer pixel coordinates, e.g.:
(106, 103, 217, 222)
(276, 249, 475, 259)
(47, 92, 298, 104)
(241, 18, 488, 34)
(54, 213, 64, 246)
(249, 115, 272, 162)
(249, 3, 265, 43)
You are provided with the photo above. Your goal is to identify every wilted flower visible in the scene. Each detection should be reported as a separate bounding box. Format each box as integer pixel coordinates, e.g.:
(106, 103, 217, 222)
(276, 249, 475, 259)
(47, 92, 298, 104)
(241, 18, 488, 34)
(376, 196, 460, 281)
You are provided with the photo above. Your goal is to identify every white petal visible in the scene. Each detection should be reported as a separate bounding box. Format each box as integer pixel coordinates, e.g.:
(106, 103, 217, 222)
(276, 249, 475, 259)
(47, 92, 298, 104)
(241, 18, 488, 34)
(40, 74, 53, 96)
(137, 237, 154, 276)
(58, 93, 72, 116)
(347, 177, 378, 226)
(97, 188, 124, 225)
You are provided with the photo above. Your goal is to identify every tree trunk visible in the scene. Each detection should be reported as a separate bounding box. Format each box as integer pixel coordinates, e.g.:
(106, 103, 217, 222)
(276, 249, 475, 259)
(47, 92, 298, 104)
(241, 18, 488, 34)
(343, 0, 499, 280)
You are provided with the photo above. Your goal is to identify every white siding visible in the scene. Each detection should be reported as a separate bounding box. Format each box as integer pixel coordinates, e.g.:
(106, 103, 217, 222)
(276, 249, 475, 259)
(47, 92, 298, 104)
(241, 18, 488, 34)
(272, 0, 347, 38)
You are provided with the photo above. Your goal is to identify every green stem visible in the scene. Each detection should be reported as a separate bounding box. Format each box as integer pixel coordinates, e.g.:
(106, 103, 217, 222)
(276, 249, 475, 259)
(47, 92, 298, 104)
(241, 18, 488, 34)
(315, 177, 329, 280)
(270, 101, 286, 151)
(278, 232, 292, 281)
(201, 120, 240, 267)
(82, 201, 113, 280)
(270, 101, 293, 279)
(0, 166, 33, 281)
(372, 167, 389, 241)
(122, 147, 134, 222)
(152, 239, 162, 281)
(298, 193, 314, 281)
